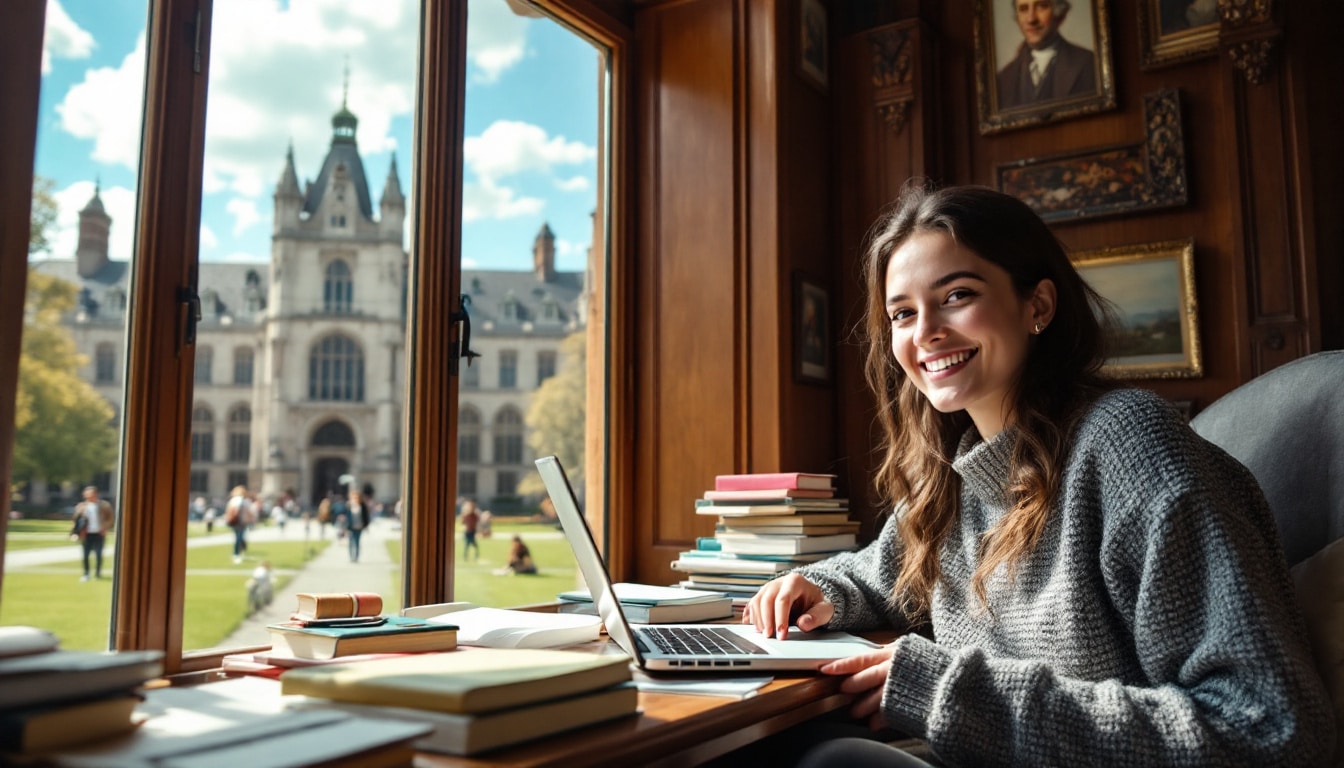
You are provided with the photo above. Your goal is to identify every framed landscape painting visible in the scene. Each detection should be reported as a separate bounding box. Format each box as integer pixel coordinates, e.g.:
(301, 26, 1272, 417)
(793, 273, 831, 384)
(1073, 238, 1202, 379)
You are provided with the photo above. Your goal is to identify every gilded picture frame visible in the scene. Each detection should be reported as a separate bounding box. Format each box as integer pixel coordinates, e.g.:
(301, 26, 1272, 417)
(794, 273, 831, 384)
(1073, 238, 1203, 380)
(997, 89, 1188, 223)
(1138, 0, 1219, 69)
(974, 0, 1117, 134)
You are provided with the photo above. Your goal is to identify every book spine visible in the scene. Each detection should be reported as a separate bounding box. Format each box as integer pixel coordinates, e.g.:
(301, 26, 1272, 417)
(702, 488, 836, 501)
(695, 536, 721, 551)
(713, 472, 834, 491)
(299, 592, 384, 619)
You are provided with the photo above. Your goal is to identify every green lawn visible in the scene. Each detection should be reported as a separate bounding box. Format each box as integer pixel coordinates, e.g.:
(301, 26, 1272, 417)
(1, 539, 329, 650)
(4, 519, 225, 553)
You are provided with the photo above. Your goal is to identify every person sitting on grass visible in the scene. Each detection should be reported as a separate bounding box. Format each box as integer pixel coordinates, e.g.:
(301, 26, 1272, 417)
(494, 535, 538, 576)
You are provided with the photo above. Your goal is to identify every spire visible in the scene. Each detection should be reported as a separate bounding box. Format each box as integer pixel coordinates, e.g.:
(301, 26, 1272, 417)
(77, 179, 112, 278)
(331, 60, 358, 145)
(276, 141, 301, 198)
(533, 222, 556, 283)
(81, 177, 107, 215)
(380, 152, 404, 207)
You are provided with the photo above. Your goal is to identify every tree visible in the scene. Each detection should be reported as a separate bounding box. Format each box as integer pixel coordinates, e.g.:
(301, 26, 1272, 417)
(13, 269, 118, 487)
(30, 176, 58, 256)
(518, 331, 586, 496)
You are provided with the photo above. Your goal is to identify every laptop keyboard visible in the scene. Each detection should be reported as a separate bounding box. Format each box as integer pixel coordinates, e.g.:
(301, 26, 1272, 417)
(638, 626, 769, 656)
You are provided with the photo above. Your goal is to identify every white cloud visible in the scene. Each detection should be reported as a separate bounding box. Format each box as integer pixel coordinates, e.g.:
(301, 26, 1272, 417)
(55, 33, 146, 169)
(555, 238, 586, 257)
(467, 0, 529, 84)
(42, 0, 95, 74)
(462, 177, 544, 222)
(218, 251, 268, 263)
(464, 120, 595, 183)
(225, 198, 261, 236)
(555, 175, 589, 192)
(200, 225, 219, 250)
(49, 181, 137, 263)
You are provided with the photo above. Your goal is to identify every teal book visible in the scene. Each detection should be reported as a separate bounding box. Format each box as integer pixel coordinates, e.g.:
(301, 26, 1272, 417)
(267, 615, 459, 660)
(696, 536, 722, 551)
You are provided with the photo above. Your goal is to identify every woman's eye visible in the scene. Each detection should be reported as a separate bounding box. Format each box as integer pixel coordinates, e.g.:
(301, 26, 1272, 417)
(946, 288, 975, 303)
(890, 308, 913, 323)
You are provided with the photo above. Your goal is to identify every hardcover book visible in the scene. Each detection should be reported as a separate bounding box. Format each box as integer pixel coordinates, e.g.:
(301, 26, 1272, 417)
(695, 499, 847, 515)
(713, 472, 836, 491)
(267, 615, 458, 660)
(0, 649, 163, 711)
(292, 591, 383, 620)
(284, 683, 639, 756)
(703, 488, 836, 501)
(0, 694, 141, 754)
(715, 531, 857, 555)
(279, 647, 633, 715)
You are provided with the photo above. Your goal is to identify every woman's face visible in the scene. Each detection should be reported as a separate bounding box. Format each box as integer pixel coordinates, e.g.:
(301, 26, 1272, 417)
(884, 231, 1051, 437)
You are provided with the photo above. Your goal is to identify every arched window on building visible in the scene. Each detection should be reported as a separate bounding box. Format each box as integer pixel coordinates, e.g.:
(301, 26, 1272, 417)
(312, 419, 356, 447)
(308, 334, 364, 402)
(194, 346, 213, 384)
(227, 404, 251, 463)
(95, 342, 116, 384)
(233, 347, 254, 386)
(323, 259, 353, 313)
(493, 407, 524, 465)
(459, 406, 481, 463)
(190, 405, 214, 462)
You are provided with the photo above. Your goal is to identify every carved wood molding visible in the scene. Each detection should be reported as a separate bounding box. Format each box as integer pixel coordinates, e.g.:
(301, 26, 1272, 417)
(1217, 0, 1273, 27)
(869, 25, 914, 135)
(1227, 38, 1276, 85)
(1217, 0, 1279, 85)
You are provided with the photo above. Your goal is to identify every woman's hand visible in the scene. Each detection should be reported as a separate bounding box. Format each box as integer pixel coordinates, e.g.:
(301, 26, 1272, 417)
(742, 573, 834, 640)
(820, 645, 897, 730)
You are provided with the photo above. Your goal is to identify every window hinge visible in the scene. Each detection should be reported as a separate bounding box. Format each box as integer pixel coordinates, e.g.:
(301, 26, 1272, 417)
(449, 294, 482, 377)
(179, 287, 202, 349)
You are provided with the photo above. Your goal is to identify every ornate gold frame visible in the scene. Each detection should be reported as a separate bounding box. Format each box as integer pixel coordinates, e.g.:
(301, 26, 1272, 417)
(1138, 0, 1219, 69)
(1073, 238, 1203, 380)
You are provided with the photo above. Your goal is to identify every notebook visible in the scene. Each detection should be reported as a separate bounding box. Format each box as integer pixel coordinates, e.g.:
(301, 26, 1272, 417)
(535, 455, 884, 671)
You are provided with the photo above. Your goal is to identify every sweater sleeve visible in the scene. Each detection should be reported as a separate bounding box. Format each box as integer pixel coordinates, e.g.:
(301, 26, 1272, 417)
(789, 508, 910, 632)
(880, 395, 1335, 767)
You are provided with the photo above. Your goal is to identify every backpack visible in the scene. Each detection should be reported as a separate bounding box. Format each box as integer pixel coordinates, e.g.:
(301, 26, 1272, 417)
(224, 499, 242, 527)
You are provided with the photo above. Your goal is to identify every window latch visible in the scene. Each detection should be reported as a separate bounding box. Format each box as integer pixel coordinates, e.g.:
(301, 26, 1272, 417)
(179, 287, 202, 349)
(448, 293, 482, 377)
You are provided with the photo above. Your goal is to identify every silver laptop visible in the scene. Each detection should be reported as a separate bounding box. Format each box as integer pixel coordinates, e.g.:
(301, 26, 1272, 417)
(536, 455, 883, 671)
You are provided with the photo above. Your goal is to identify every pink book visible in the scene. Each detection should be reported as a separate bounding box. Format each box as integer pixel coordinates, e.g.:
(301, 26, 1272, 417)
(713, 472, 836, 492)
(703, 487, 836, 501)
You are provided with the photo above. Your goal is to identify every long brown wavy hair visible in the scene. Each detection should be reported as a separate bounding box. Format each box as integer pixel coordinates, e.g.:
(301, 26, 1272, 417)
(862, 183, 1114, 616)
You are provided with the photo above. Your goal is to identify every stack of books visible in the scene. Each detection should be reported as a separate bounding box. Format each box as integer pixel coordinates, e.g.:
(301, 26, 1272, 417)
(0, 626, 163, 757)
(266, 592, 459, 660)
(555, 582, 734, 623)
(672, 472, 858, 607)
(279, 647, 638, 756)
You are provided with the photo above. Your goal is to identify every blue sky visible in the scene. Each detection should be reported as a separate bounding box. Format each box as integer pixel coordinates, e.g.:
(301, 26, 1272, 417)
(34, 0, 600, 272)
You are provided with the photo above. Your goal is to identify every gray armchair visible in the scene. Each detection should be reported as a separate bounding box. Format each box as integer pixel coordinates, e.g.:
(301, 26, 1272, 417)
(1190, 350, 1344, 765)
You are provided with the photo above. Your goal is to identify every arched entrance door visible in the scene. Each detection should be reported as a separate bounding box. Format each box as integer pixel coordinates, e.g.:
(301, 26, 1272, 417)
(312, 457, 350, 504)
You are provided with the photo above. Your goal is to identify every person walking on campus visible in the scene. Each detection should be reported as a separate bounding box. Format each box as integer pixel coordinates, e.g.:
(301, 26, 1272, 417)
(224, 485, 253, 564)
(70, 486, 114, 581)
(460, 499, 481, 562)
(343, 488, 372, 563)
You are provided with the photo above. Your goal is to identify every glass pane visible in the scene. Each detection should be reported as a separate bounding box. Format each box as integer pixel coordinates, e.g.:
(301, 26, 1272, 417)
(2, 2, 147, 649)
(455, 0, 608, 606)
(184, 0, 420, 651)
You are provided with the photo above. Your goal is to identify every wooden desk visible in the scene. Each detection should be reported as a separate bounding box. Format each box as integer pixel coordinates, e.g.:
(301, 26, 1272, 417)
(413, 662, 852, 768)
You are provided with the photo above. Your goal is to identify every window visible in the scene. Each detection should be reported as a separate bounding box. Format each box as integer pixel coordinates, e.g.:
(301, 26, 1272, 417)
(459, 470, 477, 497)
(323, 260, 353, 313)
(499, 349, 517, 389)
(462, 359, 480, 388)
(308, 334, 365, 401)
(493, 407, 524, 465)
(95, 343, 117, 384)
(189, 471, 209, 495)
(227, 405, 251, 463)
(194, 346, 213, 384)
(190, 405, 214, 462)
(226, 470, 249, 492)
(233, 347, 253, 385)
(537, 350, 556, 384)
(459, 406, 481, 462)
(496, 470, 517, 496)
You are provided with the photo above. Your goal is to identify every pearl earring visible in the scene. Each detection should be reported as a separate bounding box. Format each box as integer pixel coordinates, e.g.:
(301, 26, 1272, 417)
(1033, 322, 1045, 334)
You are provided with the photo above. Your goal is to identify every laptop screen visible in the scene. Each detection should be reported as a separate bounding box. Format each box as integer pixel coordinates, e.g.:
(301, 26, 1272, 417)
(535, 456, 647, 666)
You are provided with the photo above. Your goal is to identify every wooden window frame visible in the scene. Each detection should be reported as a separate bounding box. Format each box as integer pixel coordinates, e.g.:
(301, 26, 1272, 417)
(0, 0, 635, 674)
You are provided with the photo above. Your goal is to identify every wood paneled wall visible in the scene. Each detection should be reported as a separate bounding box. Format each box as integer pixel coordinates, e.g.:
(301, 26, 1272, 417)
(627, 0, 1342, 577)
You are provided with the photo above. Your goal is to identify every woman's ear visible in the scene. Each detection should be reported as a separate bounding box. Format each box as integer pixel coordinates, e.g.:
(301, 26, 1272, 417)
(1029, 278, 1057, 332)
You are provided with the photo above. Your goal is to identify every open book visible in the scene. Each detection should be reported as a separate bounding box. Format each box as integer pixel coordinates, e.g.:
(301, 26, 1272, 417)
(400, 602, 601, 649)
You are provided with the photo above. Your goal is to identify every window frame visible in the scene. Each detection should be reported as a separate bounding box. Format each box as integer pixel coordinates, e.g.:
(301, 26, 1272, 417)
(0, 0, 635, 673)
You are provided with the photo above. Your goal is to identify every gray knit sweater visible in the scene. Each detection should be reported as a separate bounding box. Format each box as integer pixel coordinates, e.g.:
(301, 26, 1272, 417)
(795, 388, 1334, 766)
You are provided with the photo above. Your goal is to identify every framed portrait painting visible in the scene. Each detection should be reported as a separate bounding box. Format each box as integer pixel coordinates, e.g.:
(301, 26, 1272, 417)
(974, 0, 1117, 134)
(1073, 238, 1202, 380)
(793, 273, 831, 384)
(1138, 0, 1219, 69)
(799, 0, 828, 92)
